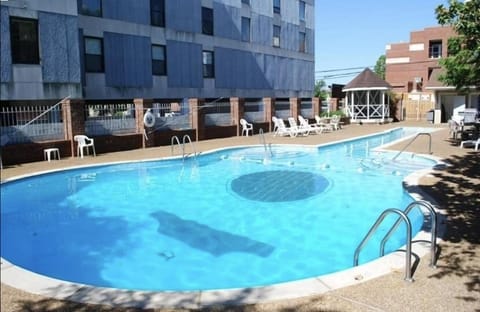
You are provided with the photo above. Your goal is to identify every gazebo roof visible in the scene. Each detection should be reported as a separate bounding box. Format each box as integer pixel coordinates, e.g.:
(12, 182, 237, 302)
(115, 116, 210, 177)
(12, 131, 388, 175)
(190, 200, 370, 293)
(343, 68, 392, 91)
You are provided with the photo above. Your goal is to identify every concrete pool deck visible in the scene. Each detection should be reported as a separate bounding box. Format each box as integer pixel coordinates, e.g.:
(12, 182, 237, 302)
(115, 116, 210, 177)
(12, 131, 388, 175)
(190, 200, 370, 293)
(1, 121, 479, 311)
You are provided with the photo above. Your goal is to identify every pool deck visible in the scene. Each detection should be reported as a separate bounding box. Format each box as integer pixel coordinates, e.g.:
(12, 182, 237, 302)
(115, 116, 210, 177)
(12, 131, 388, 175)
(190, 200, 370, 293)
(1, 121, 479, 312)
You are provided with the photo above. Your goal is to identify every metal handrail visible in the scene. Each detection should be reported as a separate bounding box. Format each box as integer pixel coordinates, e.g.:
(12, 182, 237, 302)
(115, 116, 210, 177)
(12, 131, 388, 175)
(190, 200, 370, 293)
(182, 134, 197, 161)
(392, 132, 432, 161)
(171, 135, 182, 156)
(380, 200, 437, 268)
(353, 208, 414, 282)
(258, 128, 273, 159)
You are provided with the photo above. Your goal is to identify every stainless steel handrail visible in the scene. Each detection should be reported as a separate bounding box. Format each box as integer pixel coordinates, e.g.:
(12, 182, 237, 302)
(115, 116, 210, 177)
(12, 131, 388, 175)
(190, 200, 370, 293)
(258, 128, 273, 159)
(353, 208, 414, 282)
(182, 134, 197, 161)
(171, 135, 182, 156)
(380, 200, 437, 268)
(392, 132, 432, 161)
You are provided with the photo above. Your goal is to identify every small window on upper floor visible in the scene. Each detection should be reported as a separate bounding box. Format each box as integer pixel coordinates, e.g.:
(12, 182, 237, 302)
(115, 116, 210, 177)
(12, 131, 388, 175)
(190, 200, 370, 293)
(203, 51, 214, 78)
(202, 7, 214, 36)
(273, 25, 281, 47)
(84, 36, 104, 72)
(150, 0, 165, 27)
(299, 1, 306, 22)
(10, 17, 39, 64)
(429, 40, 442, 59)
(299, 31, 306, 53)
(79, 0, 102, 17)
(241, 17, 251, 42)
(241, 0, 250, 5)
(273, 0, 281, 14)
(152, 44, 166, 76)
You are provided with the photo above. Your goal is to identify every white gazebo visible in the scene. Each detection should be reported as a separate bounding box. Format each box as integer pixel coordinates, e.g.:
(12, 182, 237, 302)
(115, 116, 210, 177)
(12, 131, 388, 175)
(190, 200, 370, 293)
(344, 68, 393, 123)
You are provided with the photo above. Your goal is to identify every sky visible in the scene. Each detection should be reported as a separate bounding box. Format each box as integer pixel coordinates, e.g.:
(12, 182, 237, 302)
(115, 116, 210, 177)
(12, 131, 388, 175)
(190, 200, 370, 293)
(314, 0, 449, 86)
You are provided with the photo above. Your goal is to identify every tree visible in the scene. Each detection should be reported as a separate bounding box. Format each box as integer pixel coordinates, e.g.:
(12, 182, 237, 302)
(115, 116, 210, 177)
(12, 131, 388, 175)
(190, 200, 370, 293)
(313, 79, 329, 99)
(435, 0, 480, 92)
(374, 55, 386, 80)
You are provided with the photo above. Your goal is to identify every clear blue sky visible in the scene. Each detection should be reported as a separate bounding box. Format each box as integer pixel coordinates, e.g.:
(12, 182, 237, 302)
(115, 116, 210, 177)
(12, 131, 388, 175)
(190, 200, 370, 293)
(314, 0, 448, 86)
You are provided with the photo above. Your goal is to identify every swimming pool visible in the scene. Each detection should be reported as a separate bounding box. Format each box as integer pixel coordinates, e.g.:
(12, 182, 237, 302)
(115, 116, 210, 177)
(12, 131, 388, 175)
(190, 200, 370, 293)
(0, 127, 437, 292)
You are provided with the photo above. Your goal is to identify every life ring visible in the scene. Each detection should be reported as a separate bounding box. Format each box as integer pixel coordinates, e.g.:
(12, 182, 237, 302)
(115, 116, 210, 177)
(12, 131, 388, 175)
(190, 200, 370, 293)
(143, 109, 155, 127)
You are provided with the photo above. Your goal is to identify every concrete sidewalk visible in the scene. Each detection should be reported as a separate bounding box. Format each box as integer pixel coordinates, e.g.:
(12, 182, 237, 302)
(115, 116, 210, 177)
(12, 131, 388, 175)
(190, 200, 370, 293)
(1, 121, 479, 311)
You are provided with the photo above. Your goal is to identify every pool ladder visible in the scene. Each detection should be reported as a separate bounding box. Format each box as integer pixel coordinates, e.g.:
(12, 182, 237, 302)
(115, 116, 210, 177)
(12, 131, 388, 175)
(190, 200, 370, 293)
(392, 132, 432, 161)
(353, 200, 438, 282)
(171, 134, 198, 161)
(258, 128, 273, 159)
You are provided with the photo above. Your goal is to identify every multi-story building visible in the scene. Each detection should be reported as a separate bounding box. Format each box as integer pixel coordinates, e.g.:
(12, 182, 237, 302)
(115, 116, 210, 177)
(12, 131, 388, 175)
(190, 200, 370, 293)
(0, 0, 314, 102)
(385, 26, 479, 122)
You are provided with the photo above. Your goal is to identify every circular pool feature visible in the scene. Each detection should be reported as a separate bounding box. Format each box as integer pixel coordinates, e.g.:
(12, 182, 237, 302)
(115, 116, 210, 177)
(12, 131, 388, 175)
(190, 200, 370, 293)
(1, 128, 437, 293)
(230, 170, 329, 202)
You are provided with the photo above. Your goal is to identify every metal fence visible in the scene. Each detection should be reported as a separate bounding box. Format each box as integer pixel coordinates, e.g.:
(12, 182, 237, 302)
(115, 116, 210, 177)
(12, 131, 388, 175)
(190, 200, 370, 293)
(85, 103, 136, 136)
(152, 101, 191, 130)
(204, 99, 232, 126)
(0, 104, 64, 144)
(244, 99, 265, 123)
(300, 99, 313, 118)
(274, 100, 290, 119)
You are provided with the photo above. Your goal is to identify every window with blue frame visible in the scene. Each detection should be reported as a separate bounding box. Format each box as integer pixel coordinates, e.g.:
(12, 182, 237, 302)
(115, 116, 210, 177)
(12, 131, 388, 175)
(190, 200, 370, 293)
(10, 17, 39, 64)
(150, 0, 165, 27)
(299, 32, 306, 52)
(202, 7, 214, 36)
(273, 0, 281, 14)
(152, 45, 166, 75)
(79, 0, 102, 17)
(203, 51, 214, 78)
(273, 25, 281, 47)
(84, 37, 104, 72)
(299, 1, 306, 22)
(241, 17, 251, 42)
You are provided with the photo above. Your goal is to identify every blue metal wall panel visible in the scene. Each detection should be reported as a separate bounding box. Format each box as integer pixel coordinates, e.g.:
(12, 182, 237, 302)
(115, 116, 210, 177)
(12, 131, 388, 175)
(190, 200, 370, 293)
(213, 2, 240, 41)
(166, 40, 202, 88)
(104, 32, 152, 87)
(251, 13, 271, 46)
(103, 0, 150, 25)
(282, 22, 298, 52)
(215, 47, 271, 90)
(39, 12, 81, 83)
(0, 6, 12, 82)
(306, 28, 314, 55)
(166, 0, 200, 33)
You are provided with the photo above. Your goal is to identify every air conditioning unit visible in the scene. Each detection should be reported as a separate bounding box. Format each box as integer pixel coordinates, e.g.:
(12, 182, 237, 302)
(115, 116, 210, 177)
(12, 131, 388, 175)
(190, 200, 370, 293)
(414, 77, 423, 84)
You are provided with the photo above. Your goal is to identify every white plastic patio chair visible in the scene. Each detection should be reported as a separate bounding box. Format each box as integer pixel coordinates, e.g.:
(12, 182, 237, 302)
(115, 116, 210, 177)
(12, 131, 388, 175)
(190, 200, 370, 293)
(74, 135, 96, 158)
(240, 118, 253, 136)
(298, 115, 323, 134)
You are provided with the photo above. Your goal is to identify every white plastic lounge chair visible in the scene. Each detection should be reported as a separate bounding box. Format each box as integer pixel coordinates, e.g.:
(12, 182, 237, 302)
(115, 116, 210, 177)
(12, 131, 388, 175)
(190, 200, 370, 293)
(240, 118, 253, 136)
(272, 116, 280, 135)
(275, 118, 296, 137)
(288, 117, 310, 136)
(314, 115, 333, 132)
(330, 115, 341, 130)
(460, 138, 480, 151)
(74, 135, 96, 158)
(298, 115, 323, 134)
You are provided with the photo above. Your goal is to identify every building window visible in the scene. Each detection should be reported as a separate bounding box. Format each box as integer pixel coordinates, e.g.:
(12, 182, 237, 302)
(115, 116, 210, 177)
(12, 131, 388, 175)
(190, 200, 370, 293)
(242, 0, 250, 5)
(429, 40, 442, 59)
(273, 25, 281, 47)
(79, 0, 102, 17)
(10, 17, 39, 64)
(84, 37, 104, 72)
(203, 51, 214, 78)
(273, 0, 281, 14)
(241, 17, 250, 42)
(299, 1, 306, 21)
(202, 7, 214, 36)
(299, 32, 306, 52)
(152, 45, 166, 76)
(150, 0, 165, 27)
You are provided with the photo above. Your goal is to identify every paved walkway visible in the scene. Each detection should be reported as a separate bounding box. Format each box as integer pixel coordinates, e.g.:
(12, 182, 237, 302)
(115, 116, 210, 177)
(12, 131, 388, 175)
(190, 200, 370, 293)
(1, 121, 479, 311)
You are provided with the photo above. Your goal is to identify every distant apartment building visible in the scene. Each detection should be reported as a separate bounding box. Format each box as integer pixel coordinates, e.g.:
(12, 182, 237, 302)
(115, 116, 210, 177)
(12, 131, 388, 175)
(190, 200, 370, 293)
(385, 26, 479, 122)
(0, 0, 315, 102)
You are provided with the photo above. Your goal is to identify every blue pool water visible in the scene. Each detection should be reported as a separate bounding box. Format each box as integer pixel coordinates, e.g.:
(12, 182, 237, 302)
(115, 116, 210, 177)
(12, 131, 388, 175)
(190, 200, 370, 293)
(0, 128, 437, 291)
